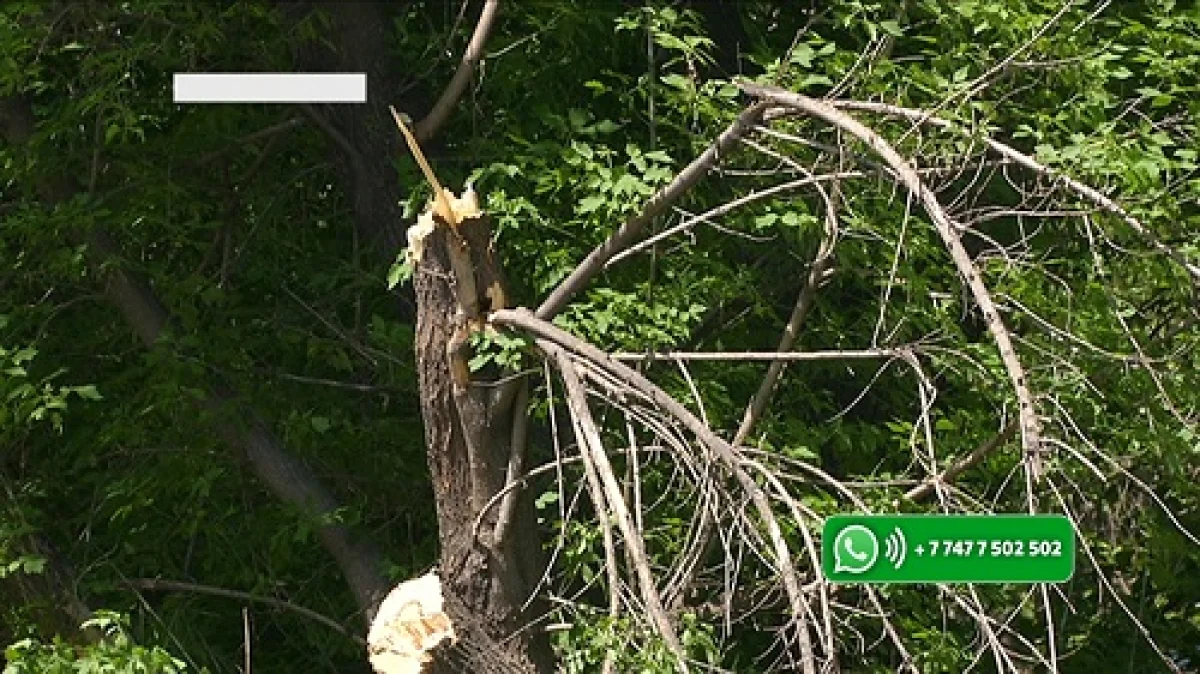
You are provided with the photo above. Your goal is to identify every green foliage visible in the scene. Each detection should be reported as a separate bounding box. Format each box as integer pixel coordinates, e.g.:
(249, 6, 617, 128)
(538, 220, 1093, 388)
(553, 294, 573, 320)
(554, 611, 720, 673)
(465, 328, 531, 373)
(0, 341, 100, 435)
(4, 613, 190, 674)
(2, 0, 1198, 671)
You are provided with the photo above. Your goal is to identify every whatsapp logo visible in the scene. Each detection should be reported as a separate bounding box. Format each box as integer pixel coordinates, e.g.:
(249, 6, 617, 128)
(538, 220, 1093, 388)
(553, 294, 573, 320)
(832, 524, 879, 574)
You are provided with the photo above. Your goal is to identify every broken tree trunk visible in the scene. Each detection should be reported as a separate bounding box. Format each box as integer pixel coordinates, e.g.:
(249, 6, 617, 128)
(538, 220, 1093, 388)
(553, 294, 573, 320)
(408, 186, 553, 673)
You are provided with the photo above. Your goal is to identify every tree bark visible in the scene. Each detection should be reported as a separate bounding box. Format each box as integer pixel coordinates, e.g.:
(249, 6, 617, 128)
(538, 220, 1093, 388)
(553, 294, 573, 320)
(413, 215, 553, 673)
(294, 5, 554, 668)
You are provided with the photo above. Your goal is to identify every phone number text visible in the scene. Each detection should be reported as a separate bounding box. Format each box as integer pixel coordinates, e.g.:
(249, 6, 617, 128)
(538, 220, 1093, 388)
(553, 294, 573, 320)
(920, 539, 1063, 558)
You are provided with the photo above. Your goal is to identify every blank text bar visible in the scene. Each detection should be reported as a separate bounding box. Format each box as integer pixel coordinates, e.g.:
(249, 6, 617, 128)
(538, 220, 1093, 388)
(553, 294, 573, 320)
(173, 73, 366, 103)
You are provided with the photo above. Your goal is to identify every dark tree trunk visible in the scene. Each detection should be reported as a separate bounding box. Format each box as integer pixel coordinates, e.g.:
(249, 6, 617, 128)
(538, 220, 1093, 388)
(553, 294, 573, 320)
(0, 95, 389, 621)
(413, 216, 553, 673)
(292, 4, 555, 669)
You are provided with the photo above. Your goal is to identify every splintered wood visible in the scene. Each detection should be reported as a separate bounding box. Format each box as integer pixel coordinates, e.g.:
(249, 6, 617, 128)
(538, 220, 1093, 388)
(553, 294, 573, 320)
(405, 186, 482, 264)
(367, 573, 456, 674)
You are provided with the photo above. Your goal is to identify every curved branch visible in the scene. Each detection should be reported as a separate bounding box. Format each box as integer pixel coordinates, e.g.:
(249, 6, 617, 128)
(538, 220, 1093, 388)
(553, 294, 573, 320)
(825, 99, 1200, 285)
(739, 81, 1045, 482)
(491, 308, 820, 674)
(536, 103, 769, 320)
(414, 0, 501, 143)
(123, 578, 365, 646)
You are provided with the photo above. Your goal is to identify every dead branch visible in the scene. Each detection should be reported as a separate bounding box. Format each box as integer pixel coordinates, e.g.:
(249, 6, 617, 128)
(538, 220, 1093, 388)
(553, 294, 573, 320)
(738, 80, 1045, 484)
(827, 99, 1200, 284)
(904, 420, 1018, 502)
(491, 307, 821, 674)
(610, 348, 905, 362)
(415, 0, 501, 143)
(536, 103, 769, 320)
(551, 345, 688, 670)
(123, 578, 364, 646)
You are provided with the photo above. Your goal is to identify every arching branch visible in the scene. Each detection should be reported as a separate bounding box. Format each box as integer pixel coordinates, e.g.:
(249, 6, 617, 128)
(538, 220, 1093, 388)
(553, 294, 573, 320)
(737, 81, 1045, 484)
(826, 99, 1200, 285)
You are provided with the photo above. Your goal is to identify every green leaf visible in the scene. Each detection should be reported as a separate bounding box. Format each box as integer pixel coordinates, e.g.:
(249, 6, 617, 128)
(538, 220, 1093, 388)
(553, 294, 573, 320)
(71, 385, 103, 401)
(578, 195, 606, 214)
(387, 257, 413, 289)
(660, 73, 692, 90)
(468, 352, 493, 372)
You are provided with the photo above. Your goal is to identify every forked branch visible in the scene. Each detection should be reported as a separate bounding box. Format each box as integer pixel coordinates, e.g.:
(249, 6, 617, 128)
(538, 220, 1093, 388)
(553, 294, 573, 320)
(738, 80, 1045, 484)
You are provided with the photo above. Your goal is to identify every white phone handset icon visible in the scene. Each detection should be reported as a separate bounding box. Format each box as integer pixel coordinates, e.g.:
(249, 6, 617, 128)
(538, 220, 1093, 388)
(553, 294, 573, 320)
(831, 525, 879, 574)
(843, 536, 870, 562)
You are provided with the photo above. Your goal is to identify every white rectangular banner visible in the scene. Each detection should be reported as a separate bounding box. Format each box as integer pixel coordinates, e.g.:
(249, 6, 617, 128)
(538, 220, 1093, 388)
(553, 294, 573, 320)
(173, 73, 366, 103)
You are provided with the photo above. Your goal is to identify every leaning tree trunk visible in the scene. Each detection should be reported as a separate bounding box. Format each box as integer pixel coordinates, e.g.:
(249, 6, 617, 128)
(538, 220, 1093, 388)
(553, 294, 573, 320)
(412, 199, 553, 673)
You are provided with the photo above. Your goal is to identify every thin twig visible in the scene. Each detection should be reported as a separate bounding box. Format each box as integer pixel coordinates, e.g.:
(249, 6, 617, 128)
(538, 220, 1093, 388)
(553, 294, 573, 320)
(734, 167, 839, 445)
(555, 347, 686, 668)
(827, 99, 1200, 284)
(123, 578, 365, 646)
(242, 607, 252, 674)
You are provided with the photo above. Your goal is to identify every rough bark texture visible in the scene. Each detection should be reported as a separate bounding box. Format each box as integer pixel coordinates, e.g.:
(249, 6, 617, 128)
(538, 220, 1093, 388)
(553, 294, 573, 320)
(288, 5, 554, 665)
(413, 216, 552, 673)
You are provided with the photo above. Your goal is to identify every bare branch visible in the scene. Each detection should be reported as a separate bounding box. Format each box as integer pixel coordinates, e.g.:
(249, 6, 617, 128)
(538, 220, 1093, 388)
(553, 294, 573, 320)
(123, 577, 365, 646)
(551, 346, 687, 670)
(606, 172, 843, 267)
(492, 307, 820, 674)
(415, 0, 501, 143)
(492, 378, 530, 548)
(828, 99, 1200, 284)
(734, 168, 839, 445)
(739, 81, 1045, 482)
(537, 103, 769, 320)
(904, 420, 1018, 502)
(609, 348, 904, 362)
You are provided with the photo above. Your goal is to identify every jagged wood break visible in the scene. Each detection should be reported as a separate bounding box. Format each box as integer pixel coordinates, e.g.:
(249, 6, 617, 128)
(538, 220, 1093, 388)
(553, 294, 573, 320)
(387, 108, 551, 674)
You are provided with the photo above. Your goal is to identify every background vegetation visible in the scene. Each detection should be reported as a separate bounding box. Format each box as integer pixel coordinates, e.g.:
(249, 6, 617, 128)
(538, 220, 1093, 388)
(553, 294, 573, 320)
(2, 1, 1197, 672)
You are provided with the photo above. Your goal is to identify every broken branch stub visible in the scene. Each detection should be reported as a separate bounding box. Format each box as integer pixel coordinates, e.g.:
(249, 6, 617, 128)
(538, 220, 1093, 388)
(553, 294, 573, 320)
(368, 573, 456, 674)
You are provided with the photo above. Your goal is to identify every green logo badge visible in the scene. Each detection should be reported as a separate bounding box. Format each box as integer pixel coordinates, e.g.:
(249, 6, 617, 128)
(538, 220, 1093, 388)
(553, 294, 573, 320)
(823, 515, 1075, 584)
(832, 524, 879, 574)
